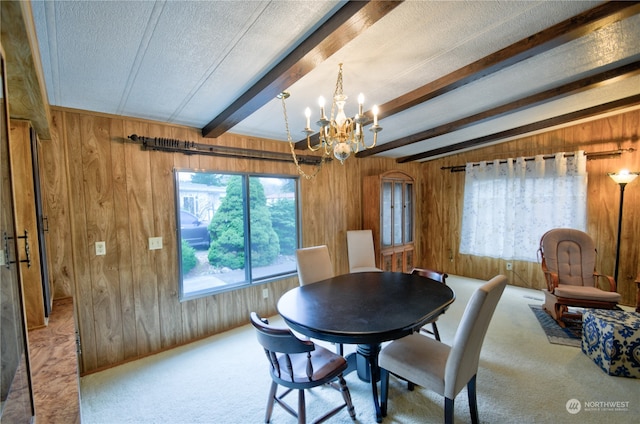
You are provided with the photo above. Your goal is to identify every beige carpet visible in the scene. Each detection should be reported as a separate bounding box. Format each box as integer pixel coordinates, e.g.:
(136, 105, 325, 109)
(80, 275, 638, 423)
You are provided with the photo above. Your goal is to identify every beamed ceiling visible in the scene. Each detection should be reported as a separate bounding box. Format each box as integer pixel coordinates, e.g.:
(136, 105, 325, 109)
(29, 1, 640, 162)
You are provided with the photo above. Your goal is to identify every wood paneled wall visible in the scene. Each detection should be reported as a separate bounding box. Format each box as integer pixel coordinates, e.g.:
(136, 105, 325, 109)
(42, 107, 423, 374)
(41, 106, 639, 374)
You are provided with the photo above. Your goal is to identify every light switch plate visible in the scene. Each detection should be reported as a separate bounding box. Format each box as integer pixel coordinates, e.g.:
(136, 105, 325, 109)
(149, 237, 163, 250)
(95, 241, 106, 256)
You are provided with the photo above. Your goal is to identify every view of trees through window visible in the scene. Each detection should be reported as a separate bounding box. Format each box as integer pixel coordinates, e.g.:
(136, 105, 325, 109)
(175, 170, 299, 299)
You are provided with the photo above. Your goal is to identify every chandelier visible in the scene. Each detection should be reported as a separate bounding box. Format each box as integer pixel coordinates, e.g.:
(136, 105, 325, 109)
(280, 63, 382, 179)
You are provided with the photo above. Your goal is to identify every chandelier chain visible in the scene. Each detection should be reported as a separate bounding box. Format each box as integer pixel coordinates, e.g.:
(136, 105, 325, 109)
(281, 95, 328, 180)
(335, 63, 344, 97)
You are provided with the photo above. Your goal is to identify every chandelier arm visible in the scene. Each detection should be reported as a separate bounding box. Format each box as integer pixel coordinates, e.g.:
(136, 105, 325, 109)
(281, 94, 328, 179)
(306, 134, 322, 151)
(362, 129, 378, 149)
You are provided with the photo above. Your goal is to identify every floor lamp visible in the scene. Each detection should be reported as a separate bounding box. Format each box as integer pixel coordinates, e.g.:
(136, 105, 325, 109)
(607, 169, 639, 286)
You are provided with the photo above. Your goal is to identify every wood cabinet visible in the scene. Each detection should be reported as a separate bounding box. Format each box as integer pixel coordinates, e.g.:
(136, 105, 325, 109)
(363, 170, 414, 272)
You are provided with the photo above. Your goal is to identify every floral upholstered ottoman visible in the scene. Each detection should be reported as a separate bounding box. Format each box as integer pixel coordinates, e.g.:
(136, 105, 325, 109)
(581, 309, 640, 378)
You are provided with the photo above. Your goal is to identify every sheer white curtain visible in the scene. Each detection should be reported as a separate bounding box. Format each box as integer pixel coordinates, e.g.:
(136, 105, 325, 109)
(460, 151, 587, 261)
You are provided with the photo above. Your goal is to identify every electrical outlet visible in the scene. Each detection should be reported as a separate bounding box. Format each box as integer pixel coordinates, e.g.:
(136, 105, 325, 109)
(95, 241, 106, 256)
(506, 262, 513, 271)
(262, 288, 269, 299)
(149, 237, 163, 250)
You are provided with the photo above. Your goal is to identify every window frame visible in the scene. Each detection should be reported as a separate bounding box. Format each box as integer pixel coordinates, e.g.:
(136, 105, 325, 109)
(174, 168, 301, 301)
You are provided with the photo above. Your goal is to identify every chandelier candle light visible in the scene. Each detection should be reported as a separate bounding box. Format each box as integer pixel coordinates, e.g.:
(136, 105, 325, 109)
(281, 63, 382, 179)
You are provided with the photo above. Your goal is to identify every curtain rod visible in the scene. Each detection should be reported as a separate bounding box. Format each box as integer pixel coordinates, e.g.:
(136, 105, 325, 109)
(128, 134, 327, 165)
(440, 148, 636, 173)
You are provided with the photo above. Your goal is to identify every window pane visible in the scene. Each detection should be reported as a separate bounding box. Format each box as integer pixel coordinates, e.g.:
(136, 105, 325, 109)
(382, 181, 392, 247)
(250, 177, 297, 280)
(206, 175, 247, 286)
(404, 183, 413, 243)
(393, 182, 403, 245)
(177, 172, 245, 297)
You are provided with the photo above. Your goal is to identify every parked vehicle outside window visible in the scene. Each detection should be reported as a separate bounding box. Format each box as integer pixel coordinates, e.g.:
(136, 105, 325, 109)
(180, 210, 210, 249)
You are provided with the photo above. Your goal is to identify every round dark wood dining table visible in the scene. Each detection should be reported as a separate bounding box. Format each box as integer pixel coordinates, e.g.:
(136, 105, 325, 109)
(277, 271, 455, 422)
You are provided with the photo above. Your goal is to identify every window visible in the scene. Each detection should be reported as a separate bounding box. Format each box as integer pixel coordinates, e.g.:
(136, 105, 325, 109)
(175, 170, 299, 299)
(459, 151, 587, 262)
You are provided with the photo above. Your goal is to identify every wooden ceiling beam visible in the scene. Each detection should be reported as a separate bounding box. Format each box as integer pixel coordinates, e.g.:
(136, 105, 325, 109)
(363, 59, 640, 157)
(201, 1, 402, 139)
(350, 1, 640, 157)
(397, 94, 640, 163)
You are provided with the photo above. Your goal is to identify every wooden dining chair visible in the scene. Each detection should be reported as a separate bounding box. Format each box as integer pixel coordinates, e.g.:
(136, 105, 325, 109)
(379, 275, 507, 424)
(250, 312, 356, 424)
(412, 268, 449, 341)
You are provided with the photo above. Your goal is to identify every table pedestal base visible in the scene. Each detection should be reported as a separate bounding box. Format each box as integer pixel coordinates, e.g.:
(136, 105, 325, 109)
(344, 344, 383, 422)
(356, 344, 381, 382)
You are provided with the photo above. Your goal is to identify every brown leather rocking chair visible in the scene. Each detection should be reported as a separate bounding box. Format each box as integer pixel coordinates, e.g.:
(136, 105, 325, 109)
(250, 312, 356, 424)
(538, 228, 621, 327)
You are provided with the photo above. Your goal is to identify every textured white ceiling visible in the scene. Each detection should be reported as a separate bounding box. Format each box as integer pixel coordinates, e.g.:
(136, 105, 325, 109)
(31, 1, 640, 161)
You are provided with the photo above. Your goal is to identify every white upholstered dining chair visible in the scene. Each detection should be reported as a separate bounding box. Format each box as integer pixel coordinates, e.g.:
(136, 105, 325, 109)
(295, 245, 334, 286)
(346, 230, 382, 273)
(294, 245, 343, 354)
(379, 275, 507, 424)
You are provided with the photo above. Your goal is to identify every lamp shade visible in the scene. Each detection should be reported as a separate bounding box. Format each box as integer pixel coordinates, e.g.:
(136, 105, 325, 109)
(608, 170, 639, 185)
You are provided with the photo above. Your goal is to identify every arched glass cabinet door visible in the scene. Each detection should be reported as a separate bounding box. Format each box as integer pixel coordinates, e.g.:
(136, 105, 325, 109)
(0, 43, 36, 423)
(364, 170, 415, 273)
